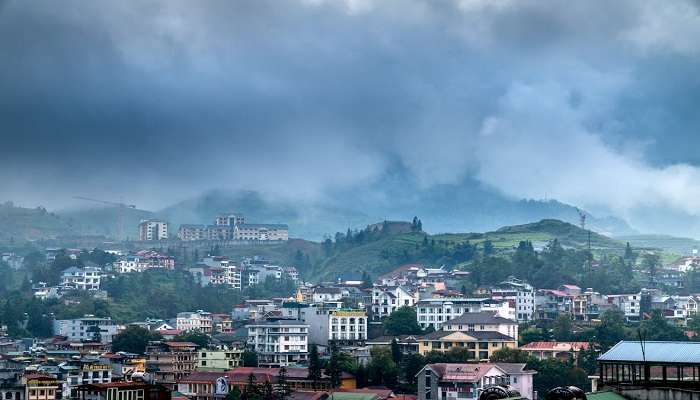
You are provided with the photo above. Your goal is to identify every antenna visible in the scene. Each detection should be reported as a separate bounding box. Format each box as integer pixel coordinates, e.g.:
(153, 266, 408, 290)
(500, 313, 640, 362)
(576, 208, 592, 272)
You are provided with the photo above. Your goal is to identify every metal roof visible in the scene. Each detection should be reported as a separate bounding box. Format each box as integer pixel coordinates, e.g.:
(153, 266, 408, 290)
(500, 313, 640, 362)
(598, 341, 700, 364)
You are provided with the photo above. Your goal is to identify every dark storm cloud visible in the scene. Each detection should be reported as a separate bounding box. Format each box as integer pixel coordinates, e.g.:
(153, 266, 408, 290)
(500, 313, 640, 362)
(2, 0, 700, 221)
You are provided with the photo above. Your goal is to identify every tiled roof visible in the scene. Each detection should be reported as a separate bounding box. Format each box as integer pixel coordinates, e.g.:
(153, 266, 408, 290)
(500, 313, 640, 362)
(420, 330, 515, 341)
(444, 312, 516, 325)
(520, 341, 590, 351)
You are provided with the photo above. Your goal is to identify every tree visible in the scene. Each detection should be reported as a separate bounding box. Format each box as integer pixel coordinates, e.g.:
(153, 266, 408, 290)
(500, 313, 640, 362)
(173, 330, 210, 348)
(225, 386, 242, 400)
(276, 367, 291, 400)
(383, 306, 423, 335)
(327, 349, 342, 389)
(641, 253, 660, 287)
(242, 350, 259, 367)
(594, 310, 627, 350)
(390, 338, 402, 364)
(400, 353, 425, 386)
(553, 314, 573, 341)
(360, 271, 372, 289)
(112, 326, 162, 354)
(367, 347, 398, 388)
(243, 373, 261, 400)
(640, 309, 687, 341)
(307, 344, 322, 388)
(520, 326, 549, 345)
(489, 348, 530, 363)
(483, 240, 494, 256)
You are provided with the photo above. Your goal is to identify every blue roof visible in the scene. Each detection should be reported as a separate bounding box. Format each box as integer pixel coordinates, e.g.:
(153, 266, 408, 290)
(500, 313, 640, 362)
(598, 341, 700, 364)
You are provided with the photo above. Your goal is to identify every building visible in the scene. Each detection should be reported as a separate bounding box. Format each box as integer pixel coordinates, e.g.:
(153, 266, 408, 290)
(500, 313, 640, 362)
(23, 374, 60, 400)
(416, 363, 536, 400)
(606, 293, 642, 321)
(246, 319, 309, 367)
(593, 341, 700, 396)
(370, 286, 417, 321)
(146, 341, 198, 390)
(301, 307, 367, 346)
(417, 331, 517, 359)
(441, 312, 519, 341)
(416, 298, 514, 330)
(53, 317, 120, 344)
(116, 251, 175, 273)
(60, 267, 102, 291)
(76, 382, 170, 400)
(215, 213, 245, 226)
(196, 349, 243, 371)
(233, 224, 289, 241)
(519, 342, 591, 361)
(58, 360, 113, 399)
(177, 225, 209, 241)
(0, 358, 25, 400)
(178, 367, 356, 400)
(491, 278, 535, 322)
(176, 311, 213, 334)
(138, 220, 169, 241)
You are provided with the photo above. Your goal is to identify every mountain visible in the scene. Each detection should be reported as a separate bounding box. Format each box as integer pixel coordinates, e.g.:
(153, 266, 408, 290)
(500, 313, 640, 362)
(0, 201, 74, 241)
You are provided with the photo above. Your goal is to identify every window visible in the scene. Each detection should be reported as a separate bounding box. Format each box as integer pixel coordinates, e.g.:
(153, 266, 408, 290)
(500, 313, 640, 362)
(201, 360, 207, 366)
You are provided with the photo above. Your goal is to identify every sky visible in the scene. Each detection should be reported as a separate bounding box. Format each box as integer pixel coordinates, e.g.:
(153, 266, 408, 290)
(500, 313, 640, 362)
(2, 0, 700, 231)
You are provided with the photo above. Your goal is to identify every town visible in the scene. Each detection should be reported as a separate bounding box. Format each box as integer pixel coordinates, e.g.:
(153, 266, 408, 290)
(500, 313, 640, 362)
(3, 223, 700, 400)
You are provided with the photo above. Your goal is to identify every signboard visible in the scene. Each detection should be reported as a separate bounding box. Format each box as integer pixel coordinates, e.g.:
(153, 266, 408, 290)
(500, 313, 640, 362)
(331, 311, 365, 317)
(215, 377, 229, 396)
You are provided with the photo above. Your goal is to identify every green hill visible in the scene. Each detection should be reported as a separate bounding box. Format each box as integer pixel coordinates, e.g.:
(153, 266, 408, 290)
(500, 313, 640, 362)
(0, 201, 74, 241)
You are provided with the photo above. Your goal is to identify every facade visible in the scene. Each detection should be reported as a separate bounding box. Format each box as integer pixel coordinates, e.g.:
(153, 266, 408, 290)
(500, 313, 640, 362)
(60, 267, 101, 291)
(417, 331, 517, 359)
(370, 286, 417, 321)
(176, 311, 213, 334)
(76, 382, 170, 400)
(246, 319, 309, 367)
(233, 224, 289, 241)
(138, 220, 169, 241)
(490, 278, 535, 322)
(53, 317, 120, 344)
(519, 341, 590, 361)
(417, 363, 536, 400)
(177, 225, 209, 241)
(301, 307, 367, 346)
(196, 349, 243, 371)
(59, 361, 112, 399)
(416, 298, 514, 330)
(116, 251, 175, 273)
(215, 213, 245, 226)
(441, 312, 519, 341)
(24, 375, 60, 400)
(145, 341, 198, 390)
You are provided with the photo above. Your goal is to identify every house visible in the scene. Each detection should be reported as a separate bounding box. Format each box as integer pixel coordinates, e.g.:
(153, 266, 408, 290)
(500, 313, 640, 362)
(196, 349, 243, 371)
(245, 319, 309, 367)
(606, 293, 641, 321)
(300, 307, 367, 346)
(23, 374, 61, 400)
(60, 267, 101, 291)
(76, 382, 170, 400)
(313, 287, 344, 303)
(416, 363, 536, 400)
(519, 342, 590, 361)
(176, 311, 213, 334)
(441, 312, 519, 341)
(371, 286, 417, 321)
(491, 278, 535, 322)
(416, 298, 514, 330)
(145, 341, 198, 390)
(417, 331, 517, 359)
(53, 317, 120, 344)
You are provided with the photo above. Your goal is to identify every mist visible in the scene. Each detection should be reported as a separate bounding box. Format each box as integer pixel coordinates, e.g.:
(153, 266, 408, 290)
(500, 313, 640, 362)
(3, 0, 700, 235)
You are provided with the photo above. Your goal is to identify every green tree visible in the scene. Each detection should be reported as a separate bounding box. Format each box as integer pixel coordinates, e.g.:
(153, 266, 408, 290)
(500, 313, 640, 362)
(400, 353, 425, 387)
(112, 326, 162, 354)
(173, 330, 210, 348)
(594, 310, 627, 350)
(482, 240, 494, 256)
(641, 253, 660, 287)
(327, 349, 342, 389)
(489, 348, 530, 363)
(367, 347, 398, 388)
(242, 350, 259, 367)
(383, 306, 423, 335)
(553, 314, 573, 341)
(276, 367, 291, 400)
(640, 310, 687, 341)
(225, 386, 241, 400)
(307, 344, 322, 389)
(390, 338, 403, 364)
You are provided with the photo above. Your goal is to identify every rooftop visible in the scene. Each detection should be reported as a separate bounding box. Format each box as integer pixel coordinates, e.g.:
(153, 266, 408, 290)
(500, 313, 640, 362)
(444, 311, 516, 325)
(598, 341, 700, 364)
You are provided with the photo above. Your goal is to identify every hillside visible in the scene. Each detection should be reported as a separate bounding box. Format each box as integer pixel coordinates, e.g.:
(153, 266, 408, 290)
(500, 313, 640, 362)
(307, 219, 626, 281)
(0, 201, 74, 241)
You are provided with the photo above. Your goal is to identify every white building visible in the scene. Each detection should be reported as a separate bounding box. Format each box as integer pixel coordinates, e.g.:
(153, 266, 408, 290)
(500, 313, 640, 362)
(138, 219, 169, 241)
(441, 312, 519, 341)
(61, 266, 102, 290)
(300, 307, 367, 346)
(417, 363, 536, 400)
(176, 311, 213, 334)
(491, 278, 535, 322)
(215, 213, 245, 226)
(234, 224, 289, 241)
(246, 319, 309, 367)
(416, 298, 514, 330)
(53, 317, 120, 344)
(607, 293, 641, 320)
(371, 286, 417, 321)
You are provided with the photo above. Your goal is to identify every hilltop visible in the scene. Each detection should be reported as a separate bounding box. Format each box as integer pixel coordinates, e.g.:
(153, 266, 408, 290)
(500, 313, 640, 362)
(0, 202, 74, 241)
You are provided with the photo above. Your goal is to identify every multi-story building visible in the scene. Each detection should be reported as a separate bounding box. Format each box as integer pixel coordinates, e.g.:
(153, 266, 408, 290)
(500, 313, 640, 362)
(138, 220, 168, 241)
(58, 360, 112, 399)
(53, 317, 120, 344)
(23, 374, 60, 400)
(490, 278, 535, 322)
(233, 224, 289, 241)
(416, 298, 514, 330)
(246, 319, 309, 367)
(60, 267, 101, 291)
(115, 250, 175, 273)
(606, 293, 642, 321)
(75, 382, 170, 400)
(176, 311, 213, 334)
(519, 341, 591, 361)
(0, 358, 25, 400)
(535, 289, 574, 320)
(177, 224, 209, 241)
(300, 307, 367, 346)
(417, 331, 517, 359)
(146, 341, 198, 390)
(417, 363, 536, 400)
(215, 213, 245, 226)
(196, 349, 243, 371)
(371, 286, 417, 321)
(441, 312, 519, 341)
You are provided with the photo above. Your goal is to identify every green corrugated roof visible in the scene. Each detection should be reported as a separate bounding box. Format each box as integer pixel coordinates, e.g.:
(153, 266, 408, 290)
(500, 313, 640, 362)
(587, 391, 626, 400)
(328, 393, 378, 400)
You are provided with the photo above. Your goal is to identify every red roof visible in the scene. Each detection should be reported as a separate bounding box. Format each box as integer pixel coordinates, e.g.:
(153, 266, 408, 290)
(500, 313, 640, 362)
(520, 341, 590, 351)
(157, 329, 182, 335)
(163, 341, 197, 347)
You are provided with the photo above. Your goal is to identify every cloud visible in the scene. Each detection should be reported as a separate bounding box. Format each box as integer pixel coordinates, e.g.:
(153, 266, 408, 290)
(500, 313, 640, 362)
(2, 0, 700, 233)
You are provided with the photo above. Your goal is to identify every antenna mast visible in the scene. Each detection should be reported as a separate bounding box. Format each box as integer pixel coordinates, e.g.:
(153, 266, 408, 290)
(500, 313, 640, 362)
(577, 208, 592, 272)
